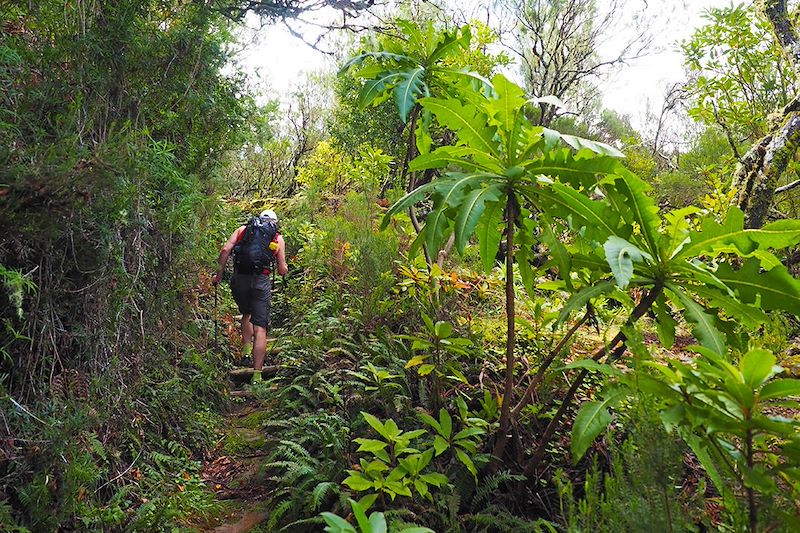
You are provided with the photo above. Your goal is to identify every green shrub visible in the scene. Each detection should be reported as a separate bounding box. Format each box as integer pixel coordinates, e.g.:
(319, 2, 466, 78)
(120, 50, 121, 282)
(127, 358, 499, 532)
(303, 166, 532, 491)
(560, 401, 698, 533)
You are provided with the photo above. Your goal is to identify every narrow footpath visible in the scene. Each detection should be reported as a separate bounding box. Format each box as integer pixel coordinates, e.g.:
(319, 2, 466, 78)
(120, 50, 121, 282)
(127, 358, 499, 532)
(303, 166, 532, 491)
(198, 339, 285, 533)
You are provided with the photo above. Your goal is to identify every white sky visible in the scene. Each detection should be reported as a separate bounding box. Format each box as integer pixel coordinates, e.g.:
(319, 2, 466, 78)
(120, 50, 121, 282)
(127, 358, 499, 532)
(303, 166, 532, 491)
(231, 1, 735, 130)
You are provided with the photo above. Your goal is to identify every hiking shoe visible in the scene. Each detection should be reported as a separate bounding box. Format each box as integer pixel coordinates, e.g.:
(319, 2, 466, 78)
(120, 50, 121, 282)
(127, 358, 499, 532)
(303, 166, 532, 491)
(251, 370, 263, 384)
(240, 356, 253, 367)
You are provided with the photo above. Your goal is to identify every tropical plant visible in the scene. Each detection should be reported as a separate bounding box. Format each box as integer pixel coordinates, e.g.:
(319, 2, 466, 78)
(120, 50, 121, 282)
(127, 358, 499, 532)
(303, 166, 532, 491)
(642, 347, 799, 532)
(402, 314, 472, 409)
(381, 69, 800, 477)
(321, 497, 434, 533)
(339, 20, 488, 124)
(417, 398, 488, 482)
(340, 19, 500, 264)
(381, 71, 626, 463)
(343, 412, 448, 501)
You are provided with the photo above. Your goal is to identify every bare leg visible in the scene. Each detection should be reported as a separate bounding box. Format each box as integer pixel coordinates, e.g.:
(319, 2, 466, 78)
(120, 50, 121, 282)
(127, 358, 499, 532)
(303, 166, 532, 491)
(241, 313, 253, 354)
(253, 325, 268, 370)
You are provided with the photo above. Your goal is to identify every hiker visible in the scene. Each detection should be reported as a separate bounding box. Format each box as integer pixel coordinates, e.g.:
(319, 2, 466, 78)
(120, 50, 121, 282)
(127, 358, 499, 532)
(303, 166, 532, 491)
(212, 209, 288, 383)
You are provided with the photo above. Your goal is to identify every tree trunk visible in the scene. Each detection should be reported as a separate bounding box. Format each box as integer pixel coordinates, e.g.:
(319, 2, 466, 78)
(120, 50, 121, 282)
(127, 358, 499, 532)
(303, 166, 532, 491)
(732, 1, 800, 228)
(732, 110, 800, 228)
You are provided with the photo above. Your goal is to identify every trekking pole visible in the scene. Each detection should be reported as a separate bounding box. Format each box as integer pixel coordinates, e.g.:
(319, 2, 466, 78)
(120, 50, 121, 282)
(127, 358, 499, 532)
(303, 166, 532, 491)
(214, 282, 218, 352)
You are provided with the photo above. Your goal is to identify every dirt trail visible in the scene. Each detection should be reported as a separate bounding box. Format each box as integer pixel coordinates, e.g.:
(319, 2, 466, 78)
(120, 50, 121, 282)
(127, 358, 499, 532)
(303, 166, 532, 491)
(212, 512, 268, 533)
(199, 383, 275, 532)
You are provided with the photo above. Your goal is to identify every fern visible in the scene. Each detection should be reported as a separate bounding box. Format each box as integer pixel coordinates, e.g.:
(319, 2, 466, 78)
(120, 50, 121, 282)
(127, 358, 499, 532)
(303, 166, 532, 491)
(469, 470, 527, 510)
(267, 499, 294, 531)
(281, 515, 328, 532)
(311, 481, 337, 511)
(259, 415, 350, 530)
(464, 506, 558, 533)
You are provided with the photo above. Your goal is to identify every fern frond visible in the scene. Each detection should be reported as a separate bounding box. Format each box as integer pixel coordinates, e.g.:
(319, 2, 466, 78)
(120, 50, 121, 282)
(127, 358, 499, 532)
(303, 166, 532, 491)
(280, 515, 328, 532)
(470, 470, 526, 509)
(465, 505, 554, 533)
(311, 481, 338, 510)
(267, 499, 293, 531)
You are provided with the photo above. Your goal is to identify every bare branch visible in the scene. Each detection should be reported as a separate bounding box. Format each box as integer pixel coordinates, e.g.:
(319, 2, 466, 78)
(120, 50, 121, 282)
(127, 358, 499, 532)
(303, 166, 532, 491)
(498, 0, 656, 126)
(775, 177, 800, 194)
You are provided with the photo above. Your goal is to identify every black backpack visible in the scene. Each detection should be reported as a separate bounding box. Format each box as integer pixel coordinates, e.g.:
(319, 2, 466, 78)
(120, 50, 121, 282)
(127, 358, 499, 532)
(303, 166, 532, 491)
(233, 215, 279, 274)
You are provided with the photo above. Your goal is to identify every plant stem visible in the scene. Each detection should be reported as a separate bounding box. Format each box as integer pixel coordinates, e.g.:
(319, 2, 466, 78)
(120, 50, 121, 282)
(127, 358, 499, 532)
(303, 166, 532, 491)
(662, 486, 674, 533)
(511, 308, 592, 418)
(524, 285, 662, 476)
(402, 106, 433, 268)
(491, 194, 518, 465)
(746, 427, 757, 533)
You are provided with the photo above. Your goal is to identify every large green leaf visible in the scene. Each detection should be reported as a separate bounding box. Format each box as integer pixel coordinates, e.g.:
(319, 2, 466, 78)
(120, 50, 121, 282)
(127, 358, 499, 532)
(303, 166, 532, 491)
(760, 379, 800, 400)
(484, 74, 526, 125)
(409, 146, 495, 173)
(740, 349, 777, 390)
(607, 169, 662, 259)
(516, 234, 538, 299)
(662, 206, 702, 259)
(537, 184, 624, 243)
(570, 252, 612, 274)
(653, 294, 676, 349)
(423, 206, 453, 257)
(560, 134, 625, 158)
(678, 207, 750, 259)
(338, 51, 414, 75)
(556, 281, 616, 327)
(477, 200, 504, 273)
(571, 389, 627, 462)
(418, 97, 501, 159)
(682, 284, 768, 328)
(603, 236, 653, 289)
(483, 73, 526, 156)
(454, 184, 503, 253)
(425, 173, 492, 253)
(749, 218, 800, 248)
(428, 27, 468, 63)
(667, 284, 726, 355)
(355, 438, 389, 453)
(540, 214, 572, 288)
(522, 149, 622, 190)
(675, 207, 785, 260)
(368, 512, 388, 533)
(381, 181, 438, 229)
(673, 261, 731, 293)
(436, 67, 493, 91)
(455, 447, 478, 481)
(358, 71, 402, 108)
(361, 411, 390, 440)
(714, 258, 800, 315)
(397, 19, 429, 56)
(322, 512, 358, 533)
(350, 497, 372, 533)
(394, 67, 426, 122)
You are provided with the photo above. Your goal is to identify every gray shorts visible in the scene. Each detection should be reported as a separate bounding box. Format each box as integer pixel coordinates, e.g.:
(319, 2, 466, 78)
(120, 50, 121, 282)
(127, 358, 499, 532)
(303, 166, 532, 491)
(230, 272, 272, 328)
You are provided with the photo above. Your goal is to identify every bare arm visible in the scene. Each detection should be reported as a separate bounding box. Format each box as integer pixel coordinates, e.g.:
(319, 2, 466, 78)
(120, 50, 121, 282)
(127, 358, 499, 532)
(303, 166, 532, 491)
(275, 234, 289, 276)
(212, 226, 245, 285)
